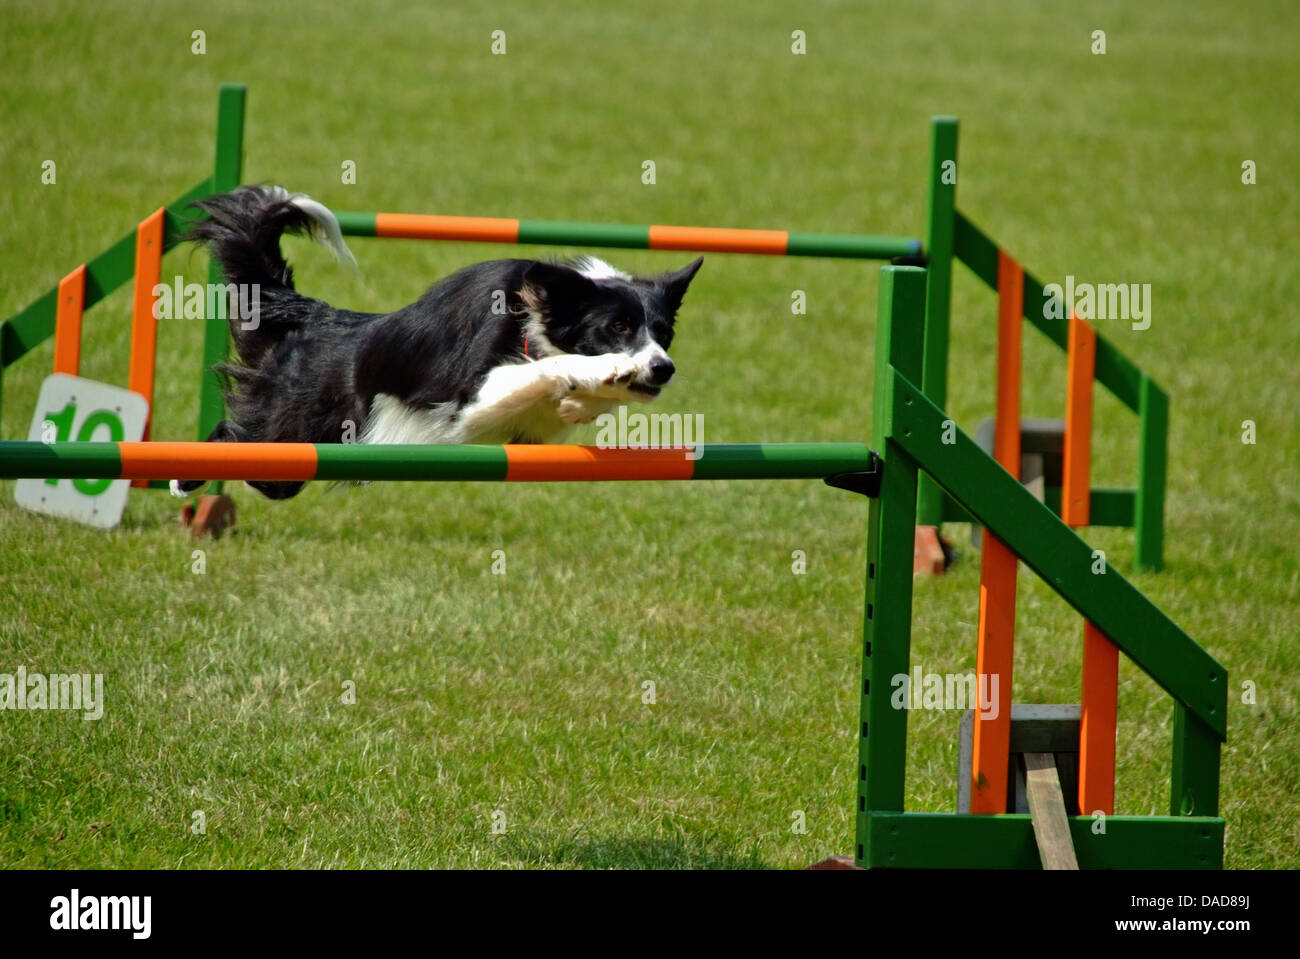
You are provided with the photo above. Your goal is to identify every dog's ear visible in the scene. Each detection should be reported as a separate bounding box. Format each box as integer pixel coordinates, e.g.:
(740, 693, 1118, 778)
(657, 257, 704, 314)
(520, 262, 597, 317)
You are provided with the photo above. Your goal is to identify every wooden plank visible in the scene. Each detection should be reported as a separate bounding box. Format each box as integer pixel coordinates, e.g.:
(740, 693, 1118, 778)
(1008, 704, 1081, 753)
(1023, 753, 1080, 869)
(958, 705, 1080, 813)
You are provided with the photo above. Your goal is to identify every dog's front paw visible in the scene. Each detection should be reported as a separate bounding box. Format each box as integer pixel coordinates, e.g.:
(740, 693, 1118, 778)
(600, 355, 638, 387)
(557, 395, 615, 424)
(550, 354, 639, 397)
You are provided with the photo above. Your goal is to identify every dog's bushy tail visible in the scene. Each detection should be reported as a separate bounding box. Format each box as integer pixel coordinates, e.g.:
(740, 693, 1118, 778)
(183, 184, 356, 387)
(183, 185, 355, 357)
(185, 184, 354, 289)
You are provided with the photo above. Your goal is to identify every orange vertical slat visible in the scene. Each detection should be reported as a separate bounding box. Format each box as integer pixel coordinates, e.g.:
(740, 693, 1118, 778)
(1061, 314, 1095, 526)
(1079, 622, 1118, 815)
(54, 264, 86, 375)
(1063, 312, 1117, 814)
(971, 250, 1022, 814)
(129, 209, 165, 448)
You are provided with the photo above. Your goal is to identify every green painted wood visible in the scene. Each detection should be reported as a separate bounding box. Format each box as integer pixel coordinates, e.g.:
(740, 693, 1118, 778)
(314, 443, 508, 481)
(691, 442, 871, 478)
(947, 487, 1135, 527)
(1172, 703, 1221, 817)
(856, 267, 927, 866)
(953, 210, 998, 288)
(1136, 375, 1168, 571)
(0, 441, 123, 478)
(916, 117, 959, 527)
(1080, 487, 1136, 527)
(162, 179, 218, 243)
(333, 211, 377, 237)
(0, 290, 56, 368)
(1020, 268, 1069, 350)
(784, 232, 921, 259)
(1042, 486, 1135, 526)
(885, 368, 1226, 739)
(863, 812, 1224, 869)
(1, 179, 211, 373)
(939, 495, 976, 524)
(1093, 331, 1142, 413)
(518, 220, 649, 249)
(199, 83, 246, 466)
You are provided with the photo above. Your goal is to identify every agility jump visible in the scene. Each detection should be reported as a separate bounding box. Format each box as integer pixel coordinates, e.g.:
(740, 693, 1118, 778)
(0, 86, 1217, 868)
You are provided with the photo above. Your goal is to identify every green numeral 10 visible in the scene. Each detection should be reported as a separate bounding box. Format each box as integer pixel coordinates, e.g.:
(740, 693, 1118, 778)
(43, 401, 124, 496)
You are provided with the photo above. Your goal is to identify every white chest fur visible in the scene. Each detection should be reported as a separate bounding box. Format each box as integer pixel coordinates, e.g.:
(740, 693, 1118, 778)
(361, 352, 648, 447)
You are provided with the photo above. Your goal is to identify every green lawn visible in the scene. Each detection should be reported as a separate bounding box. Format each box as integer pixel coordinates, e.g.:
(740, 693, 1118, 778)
(1, 0, 1296, 868)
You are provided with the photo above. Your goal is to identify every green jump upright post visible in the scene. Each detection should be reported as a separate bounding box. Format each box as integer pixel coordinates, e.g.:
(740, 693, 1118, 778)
(1135, 373, 1168, 571)
(856, 265, 927, 866)
(198, 83, 247, 481)
(915, 117, 958, 529)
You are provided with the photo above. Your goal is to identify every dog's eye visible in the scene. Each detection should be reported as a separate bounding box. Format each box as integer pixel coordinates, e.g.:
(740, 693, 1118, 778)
(611, 320, 631, 336)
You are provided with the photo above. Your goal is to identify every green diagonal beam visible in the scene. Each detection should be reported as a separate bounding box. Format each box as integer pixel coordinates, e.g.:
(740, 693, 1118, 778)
(1, 178, 214, 371)
(884, 365, 1226, 739)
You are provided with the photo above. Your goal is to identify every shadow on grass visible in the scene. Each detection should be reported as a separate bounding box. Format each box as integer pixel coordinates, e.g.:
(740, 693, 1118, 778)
(503, 833, 773, 870)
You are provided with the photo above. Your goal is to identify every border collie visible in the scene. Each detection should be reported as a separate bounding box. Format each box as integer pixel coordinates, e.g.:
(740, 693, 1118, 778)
(171, 186, 703, 499)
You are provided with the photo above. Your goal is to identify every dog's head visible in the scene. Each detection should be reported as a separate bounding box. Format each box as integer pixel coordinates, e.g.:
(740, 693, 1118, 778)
(518, 256, 703, 398)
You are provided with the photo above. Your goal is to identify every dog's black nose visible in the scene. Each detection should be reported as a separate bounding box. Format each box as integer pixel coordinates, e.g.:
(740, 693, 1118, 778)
(648, 356, 675, 385)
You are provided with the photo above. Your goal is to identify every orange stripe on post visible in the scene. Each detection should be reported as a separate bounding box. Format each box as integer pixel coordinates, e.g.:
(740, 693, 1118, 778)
(375, 213, 519, 244)
(505, 445, 696, 482)
(972, 535, 1018, 813)
(117, 442, 318, 481)
(1079, 621, 1119, 816)
(54, 265, 86, 375)
(1062, 314, 1095, 527)
(129, 209, 165, 449)
(992, 251, 1023, 470)
(1063, 313, 1116, 815)
(648, 224, 788, 255)
(970, 250, 1024, 815)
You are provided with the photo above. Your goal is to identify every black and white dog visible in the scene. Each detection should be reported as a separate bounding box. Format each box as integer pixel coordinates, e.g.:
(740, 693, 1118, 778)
(172, 186, 702, 499)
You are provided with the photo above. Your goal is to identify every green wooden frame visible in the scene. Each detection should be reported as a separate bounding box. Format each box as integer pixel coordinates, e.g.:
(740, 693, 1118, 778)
(945, 203, 1168, 569)
(857, 266, 1223, 869)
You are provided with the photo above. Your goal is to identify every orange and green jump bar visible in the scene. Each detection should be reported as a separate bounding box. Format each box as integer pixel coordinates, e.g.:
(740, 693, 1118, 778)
(0, 441, 873, 483)
(334, 212, 923, 261)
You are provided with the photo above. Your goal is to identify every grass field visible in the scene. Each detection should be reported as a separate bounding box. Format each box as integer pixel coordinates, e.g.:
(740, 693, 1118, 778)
(1, 0, 1297, 869)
